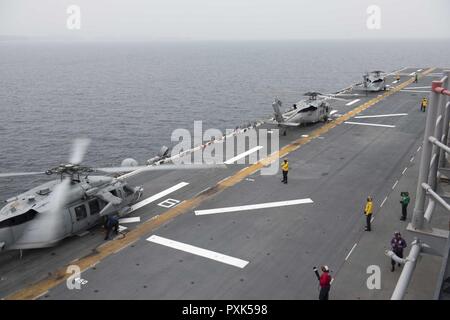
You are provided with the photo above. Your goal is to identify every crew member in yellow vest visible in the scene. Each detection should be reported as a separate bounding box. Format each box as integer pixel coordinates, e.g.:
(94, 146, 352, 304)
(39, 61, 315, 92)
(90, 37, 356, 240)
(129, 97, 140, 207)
(281, 159, 289, 184)
(364, 196, 373, 231)
(420, 97, 428, 112)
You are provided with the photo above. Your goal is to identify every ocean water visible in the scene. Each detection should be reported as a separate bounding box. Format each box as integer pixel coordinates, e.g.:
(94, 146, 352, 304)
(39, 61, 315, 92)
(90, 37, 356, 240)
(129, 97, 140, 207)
(0, 39, 449, 200)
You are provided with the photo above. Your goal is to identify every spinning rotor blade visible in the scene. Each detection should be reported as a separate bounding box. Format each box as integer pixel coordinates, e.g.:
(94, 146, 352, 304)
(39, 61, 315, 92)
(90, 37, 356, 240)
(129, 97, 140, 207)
(95, 163, 227, 174)
(69, 138, 91, 165)
(46, 178, 71, 240)
(0, 171, 46, 178)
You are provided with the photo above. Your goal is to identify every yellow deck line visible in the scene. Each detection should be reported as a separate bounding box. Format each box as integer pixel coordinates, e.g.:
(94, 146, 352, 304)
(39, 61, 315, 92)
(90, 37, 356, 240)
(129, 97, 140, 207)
(5, 68, 435, 300)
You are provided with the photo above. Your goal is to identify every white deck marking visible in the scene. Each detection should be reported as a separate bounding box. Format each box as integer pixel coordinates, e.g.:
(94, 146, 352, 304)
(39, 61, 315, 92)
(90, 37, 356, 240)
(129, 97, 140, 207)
(195, 198, 313, 216)
(409, 72, 416, 76)
(346, 99, 361, 106)
(345, 243, 358, 261)
(301, 134, 309, 138)
(392, 180, 399, 190)
(417, 146, 421, 152)
(392, 80, 399, 84)
(118, 217, 141, 224)
(118, 225, 128, 232)
(147, 235, 249, 268)
(130, 182, 189, 212)
(380, 196, 388, 208)
(410, 156, 415, 162)
(402, 167, 408, 175)
(404, 86, 430, 89)
(224, 146, 263, 164)
(354, 113, 407, 119)
(400, 90, 429, 93)
(417, 69, 423, 72)
(344, 121, 395, 128)
(371, 216, 375, 223)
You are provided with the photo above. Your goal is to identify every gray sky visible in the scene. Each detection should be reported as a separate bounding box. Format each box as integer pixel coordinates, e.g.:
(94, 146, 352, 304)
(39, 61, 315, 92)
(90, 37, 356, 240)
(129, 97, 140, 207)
(1, 0, 449, 40)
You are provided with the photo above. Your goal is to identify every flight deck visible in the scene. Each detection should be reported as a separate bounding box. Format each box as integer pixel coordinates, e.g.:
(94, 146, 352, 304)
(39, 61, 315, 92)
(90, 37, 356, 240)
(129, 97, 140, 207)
(1, 67, 449, 300)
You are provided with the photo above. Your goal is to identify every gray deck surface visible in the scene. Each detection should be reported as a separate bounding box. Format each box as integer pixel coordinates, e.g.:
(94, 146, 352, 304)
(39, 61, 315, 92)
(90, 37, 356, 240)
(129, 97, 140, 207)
(1, 67, 448, 300)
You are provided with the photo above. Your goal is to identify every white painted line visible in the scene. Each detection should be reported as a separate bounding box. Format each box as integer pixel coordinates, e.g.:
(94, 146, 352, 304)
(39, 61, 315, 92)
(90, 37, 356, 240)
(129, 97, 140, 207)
(410, 156, 414, 162)
(330, 110, 339, 115)
(118, 225, 128, 232)
(147, 235, 249, 268)
(330, 277, 335, 285)
(344, 121, 395, 128)
(346, 99, 361, 106)
(301, 134, 309, 138)
(354, 113, 407, 119)
(400, 90, 429, 93)
(417, 69, 423, 72)
(130, 182, 189, 212)
(392, 80, 399, 84)
(245, 178, 255, 182)
(33, 290, 49, 300)
(371, 217, 375, 223)
(409, 72, 416, 76)
(118, 217, 141, 224)
(195, 198, 314, 216)
(380, 196, 388, 208)
(417, 146, 421, 152)
(404, 86, 430, 90)
(392, 180, 399, 190)
(402, 167, 408, 175)
(224, 146, 263, 164)
(345, 243, 357, 261)
(217, 175, 231, 184)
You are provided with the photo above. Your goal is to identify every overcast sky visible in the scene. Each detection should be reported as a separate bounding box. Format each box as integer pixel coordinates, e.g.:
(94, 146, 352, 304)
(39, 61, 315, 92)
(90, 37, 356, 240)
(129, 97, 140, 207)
(1, 0, 449, 40)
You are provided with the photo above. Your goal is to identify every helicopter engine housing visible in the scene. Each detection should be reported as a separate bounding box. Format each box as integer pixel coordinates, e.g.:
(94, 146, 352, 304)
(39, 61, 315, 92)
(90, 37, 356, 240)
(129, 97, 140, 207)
(121, 158, 139, 167)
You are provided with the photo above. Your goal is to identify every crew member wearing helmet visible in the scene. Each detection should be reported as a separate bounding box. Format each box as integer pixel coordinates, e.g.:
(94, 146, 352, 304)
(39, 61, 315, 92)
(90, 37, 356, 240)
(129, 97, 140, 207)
(390, 231, 407, 272)
(317, 265, 332, 300)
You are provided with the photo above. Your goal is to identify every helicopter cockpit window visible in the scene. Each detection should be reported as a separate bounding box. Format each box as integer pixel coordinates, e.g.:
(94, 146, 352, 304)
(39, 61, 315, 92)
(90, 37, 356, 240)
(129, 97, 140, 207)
(0, 209, 38, 228)
(110, 190, 118, 197)
(74, 205, 87, 221)
(299, 106, 317, 113)
(88, 200, 100, 215)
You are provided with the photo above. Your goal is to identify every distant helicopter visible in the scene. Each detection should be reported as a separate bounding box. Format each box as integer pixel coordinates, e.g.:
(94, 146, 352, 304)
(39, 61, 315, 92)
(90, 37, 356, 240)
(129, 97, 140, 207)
(271, 92, 344, 135)
(362, 70, 387, 92)
(0, 139, 221, 251)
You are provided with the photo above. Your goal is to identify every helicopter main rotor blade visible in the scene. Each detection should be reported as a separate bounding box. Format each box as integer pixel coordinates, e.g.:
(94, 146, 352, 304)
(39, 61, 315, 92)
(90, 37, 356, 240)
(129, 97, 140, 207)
(95, 163, 227, 174)
(69, 138, 91, 165)
(0, 171, 46, 178)
(317, 94, 349, 102)
(46, 177, 71, 240)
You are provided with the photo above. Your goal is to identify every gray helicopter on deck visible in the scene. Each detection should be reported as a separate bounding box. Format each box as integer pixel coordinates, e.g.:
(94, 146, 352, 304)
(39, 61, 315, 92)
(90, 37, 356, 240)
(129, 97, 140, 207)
(271, 92, 346, 135)
(0, 139, 221, 251)
(362, 70, 387, 92)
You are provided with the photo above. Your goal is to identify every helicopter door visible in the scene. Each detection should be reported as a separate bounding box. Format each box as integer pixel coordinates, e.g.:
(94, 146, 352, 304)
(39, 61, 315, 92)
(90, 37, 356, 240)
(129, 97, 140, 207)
(70, 203, 90, 234)
(87, 199, 104, 226)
